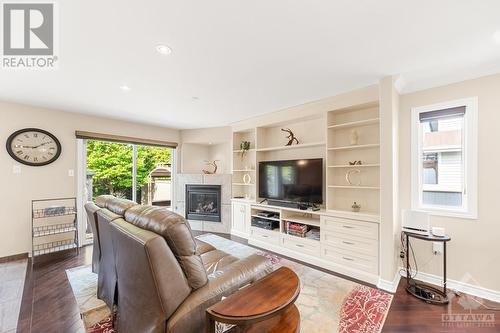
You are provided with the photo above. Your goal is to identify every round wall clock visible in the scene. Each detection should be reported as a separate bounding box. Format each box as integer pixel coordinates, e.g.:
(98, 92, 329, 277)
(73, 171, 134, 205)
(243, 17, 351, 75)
(6, 128, 62, 166)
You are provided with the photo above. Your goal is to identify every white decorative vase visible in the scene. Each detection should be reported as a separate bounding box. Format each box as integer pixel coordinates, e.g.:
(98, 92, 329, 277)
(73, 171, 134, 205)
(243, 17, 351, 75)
(350, 129, 359, 145)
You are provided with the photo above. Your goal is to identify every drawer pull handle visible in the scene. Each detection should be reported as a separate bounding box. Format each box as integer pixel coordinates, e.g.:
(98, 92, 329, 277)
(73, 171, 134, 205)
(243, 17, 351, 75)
(342, 256, 354, 261)
(342, 225, 354, 229)
(342, 241, 355, 245)
(261, 235, 268, 238)
(295, 244, 304, 248)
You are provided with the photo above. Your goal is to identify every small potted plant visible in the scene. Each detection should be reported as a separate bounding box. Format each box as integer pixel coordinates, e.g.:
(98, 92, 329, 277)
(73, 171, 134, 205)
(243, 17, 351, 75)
(351, 202, 361, 212)
(240, 141, 251, 159)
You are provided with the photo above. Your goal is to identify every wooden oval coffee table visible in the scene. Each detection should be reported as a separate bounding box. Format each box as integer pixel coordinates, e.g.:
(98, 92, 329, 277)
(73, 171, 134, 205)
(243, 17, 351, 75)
(206, 267, 301, 333)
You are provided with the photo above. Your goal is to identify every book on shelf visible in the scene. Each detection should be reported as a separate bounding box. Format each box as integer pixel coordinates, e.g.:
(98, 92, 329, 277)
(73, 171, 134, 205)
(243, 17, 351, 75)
(286, 222, 308, 237)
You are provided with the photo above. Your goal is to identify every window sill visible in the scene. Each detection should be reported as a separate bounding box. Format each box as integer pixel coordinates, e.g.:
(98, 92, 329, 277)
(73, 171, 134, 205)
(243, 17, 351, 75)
(414, 206, 477, 220)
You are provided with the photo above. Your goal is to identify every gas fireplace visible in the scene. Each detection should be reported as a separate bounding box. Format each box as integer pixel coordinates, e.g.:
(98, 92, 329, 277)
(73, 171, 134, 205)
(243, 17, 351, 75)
(185, 184, 221, 222)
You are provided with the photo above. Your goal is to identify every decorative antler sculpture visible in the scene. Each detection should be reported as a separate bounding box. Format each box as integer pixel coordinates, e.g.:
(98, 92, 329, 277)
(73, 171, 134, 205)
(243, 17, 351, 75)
(202, 160, 219, 174)
(281, 128, 299, 146)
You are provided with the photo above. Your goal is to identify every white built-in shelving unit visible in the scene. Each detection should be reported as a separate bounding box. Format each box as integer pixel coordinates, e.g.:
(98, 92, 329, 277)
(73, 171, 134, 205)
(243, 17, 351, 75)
(231, 116, 326, 201)
(326, 102, 380, 215)
(328, 164, 380, 168)
(327, 143, 380, 151)
(327, 118, 380, 129)
(230, 99, 383, 284)
(256, 141, 325, 152)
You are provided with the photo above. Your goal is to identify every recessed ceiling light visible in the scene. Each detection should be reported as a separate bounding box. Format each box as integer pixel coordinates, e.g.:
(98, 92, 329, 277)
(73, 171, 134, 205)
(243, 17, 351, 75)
(493, 31, 500, 44)
(120, 85, 131, 92)
(156, 44, 172, 55)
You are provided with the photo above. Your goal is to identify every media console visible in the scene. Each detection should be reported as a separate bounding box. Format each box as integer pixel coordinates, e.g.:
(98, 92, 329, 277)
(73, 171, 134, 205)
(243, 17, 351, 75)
(230, 99, 387, 286)
(231, 199, 380, 285)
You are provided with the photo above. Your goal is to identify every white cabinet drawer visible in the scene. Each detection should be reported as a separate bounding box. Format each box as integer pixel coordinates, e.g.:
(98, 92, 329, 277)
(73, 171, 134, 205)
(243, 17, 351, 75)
(321, 216, 378, 240)
(282, 235, 320, 257)
(321, 244, 378, 274)
(250, 227, 280, 245)
(321, 230, 378, 256)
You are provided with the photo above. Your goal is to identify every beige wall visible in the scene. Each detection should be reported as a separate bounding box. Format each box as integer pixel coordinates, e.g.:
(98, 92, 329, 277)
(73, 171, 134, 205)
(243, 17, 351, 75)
(208, 143, 231, 174)
(179, 143, 210, 173)
(179, 127, 232, 174)
(0, 101, 180, 258)
(181, 126, 232, 145)
(399, 73, 500, 292)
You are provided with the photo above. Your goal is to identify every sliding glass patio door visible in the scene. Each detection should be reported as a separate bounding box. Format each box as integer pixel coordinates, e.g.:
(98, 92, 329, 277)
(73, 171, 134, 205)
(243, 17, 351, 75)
(80, 139, 175, 245)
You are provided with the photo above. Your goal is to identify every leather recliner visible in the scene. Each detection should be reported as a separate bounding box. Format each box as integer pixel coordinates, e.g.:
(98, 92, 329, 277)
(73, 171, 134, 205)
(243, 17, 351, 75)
(94, 195, 273, 333)
(94, 195, 137, 308)
(84, 202, 102, 273)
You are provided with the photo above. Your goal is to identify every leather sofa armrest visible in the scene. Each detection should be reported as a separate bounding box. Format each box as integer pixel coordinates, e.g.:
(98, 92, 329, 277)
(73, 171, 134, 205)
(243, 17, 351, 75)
(195, 238, 216, 255)
(166, 254, 273, 333)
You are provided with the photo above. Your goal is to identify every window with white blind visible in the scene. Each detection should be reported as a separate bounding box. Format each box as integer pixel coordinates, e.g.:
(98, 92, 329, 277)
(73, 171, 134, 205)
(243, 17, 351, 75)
(411, 98, 478, 219)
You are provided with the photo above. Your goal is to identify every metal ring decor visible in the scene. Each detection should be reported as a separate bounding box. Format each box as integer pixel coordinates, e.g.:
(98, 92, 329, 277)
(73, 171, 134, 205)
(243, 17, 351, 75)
(243, 173, 252, 184)
(345, 169, 361, 186)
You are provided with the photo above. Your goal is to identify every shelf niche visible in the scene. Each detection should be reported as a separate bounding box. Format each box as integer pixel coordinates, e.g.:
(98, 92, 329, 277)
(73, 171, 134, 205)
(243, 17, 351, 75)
(232, 129, 257, 200)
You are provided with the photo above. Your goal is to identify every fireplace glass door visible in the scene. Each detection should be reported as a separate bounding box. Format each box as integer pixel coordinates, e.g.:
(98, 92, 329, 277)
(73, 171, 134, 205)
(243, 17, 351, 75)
(185, 185, 221, 222)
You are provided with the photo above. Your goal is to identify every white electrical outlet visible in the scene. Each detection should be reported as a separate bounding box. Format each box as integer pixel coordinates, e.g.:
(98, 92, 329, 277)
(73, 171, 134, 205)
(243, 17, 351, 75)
(68, 169, 74, 177)
(433, 242, 443, 255)
(13, 165, 21, 174)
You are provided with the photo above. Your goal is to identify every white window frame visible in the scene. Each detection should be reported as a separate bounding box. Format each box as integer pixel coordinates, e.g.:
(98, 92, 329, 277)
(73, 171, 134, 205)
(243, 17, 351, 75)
(411, 97, 478, 219)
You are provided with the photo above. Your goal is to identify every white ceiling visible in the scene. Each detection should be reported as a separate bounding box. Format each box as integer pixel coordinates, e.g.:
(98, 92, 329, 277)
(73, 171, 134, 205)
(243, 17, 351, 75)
(1, 0, 500, 129)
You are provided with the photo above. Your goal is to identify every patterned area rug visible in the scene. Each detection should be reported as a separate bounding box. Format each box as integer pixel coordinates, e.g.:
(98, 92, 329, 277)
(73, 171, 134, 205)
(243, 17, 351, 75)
(65, 266, 111, 332)
(67, 234, 392, 333)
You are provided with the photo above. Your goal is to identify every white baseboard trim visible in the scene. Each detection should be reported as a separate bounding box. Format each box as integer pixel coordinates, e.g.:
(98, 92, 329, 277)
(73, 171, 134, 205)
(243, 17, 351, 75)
(230, 229, 249, 239)
(377, 270, 401, 293)
(406, 268, 500, 303)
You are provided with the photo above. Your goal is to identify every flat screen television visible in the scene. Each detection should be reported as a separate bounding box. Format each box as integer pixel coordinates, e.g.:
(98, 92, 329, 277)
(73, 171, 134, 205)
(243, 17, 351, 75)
(259, 158, 323, 204)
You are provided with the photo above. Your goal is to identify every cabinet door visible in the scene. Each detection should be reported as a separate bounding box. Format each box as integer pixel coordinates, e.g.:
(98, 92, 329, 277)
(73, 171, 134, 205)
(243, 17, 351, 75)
(232, 202, 247, 232)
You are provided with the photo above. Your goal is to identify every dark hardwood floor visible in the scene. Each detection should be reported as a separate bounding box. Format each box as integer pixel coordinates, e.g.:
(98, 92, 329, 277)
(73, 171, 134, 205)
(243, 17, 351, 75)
(18, 247, 92, 333)
(383, 278, 500, 333)
(17, 234, 500, 333)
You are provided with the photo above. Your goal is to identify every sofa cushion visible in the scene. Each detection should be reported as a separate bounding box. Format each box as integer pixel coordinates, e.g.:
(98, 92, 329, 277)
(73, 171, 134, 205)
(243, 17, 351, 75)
(124, 205, 208, 289)
(200, 250, 239, 276)
(95, 195, 136, 216)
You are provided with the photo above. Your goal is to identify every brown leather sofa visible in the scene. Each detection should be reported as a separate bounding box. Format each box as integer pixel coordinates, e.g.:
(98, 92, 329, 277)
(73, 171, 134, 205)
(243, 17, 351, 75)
(94, 195, 272, 333)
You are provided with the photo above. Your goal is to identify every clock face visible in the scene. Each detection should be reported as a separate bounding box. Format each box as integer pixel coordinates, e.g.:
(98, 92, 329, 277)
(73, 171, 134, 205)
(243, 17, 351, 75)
(6, 128, 61, 166)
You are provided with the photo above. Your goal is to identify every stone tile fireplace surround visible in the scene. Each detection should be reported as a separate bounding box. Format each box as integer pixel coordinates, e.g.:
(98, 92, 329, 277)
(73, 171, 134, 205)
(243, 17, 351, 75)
(174, 174, 232, 233)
